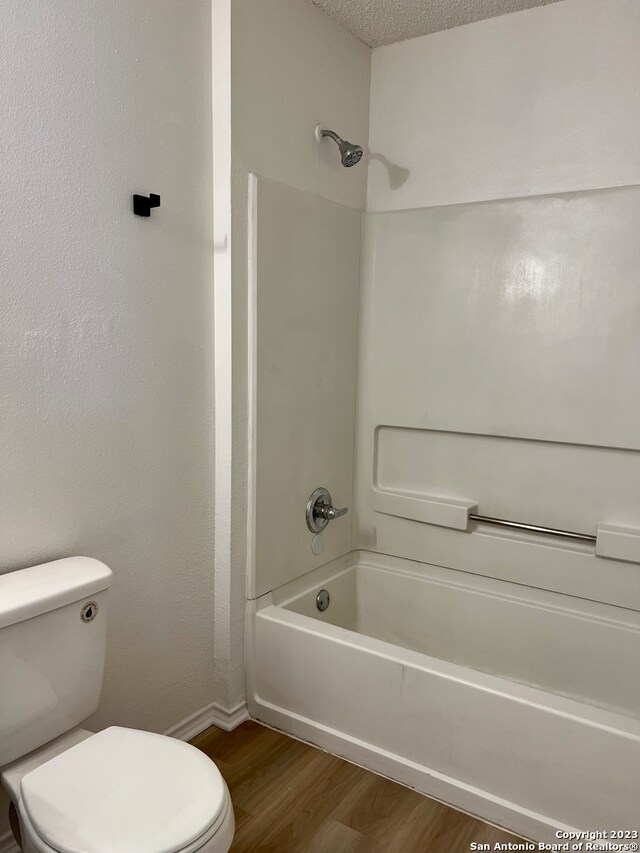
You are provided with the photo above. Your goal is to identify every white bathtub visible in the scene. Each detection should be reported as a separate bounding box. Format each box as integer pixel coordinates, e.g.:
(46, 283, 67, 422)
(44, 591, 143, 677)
(248, 551, 640, 841)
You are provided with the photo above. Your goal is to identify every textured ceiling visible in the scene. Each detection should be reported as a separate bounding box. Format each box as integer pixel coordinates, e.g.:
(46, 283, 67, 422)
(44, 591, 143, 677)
(311, 0, 565, 47)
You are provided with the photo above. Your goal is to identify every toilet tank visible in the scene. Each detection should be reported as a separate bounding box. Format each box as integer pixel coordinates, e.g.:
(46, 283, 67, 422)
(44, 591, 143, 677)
(0, 557, 113, 767)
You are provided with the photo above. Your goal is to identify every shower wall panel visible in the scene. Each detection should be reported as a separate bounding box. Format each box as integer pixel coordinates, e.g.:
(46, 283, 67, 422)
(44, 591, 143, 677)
(251, 177, 361, 597)
(354, 186, 640, 609)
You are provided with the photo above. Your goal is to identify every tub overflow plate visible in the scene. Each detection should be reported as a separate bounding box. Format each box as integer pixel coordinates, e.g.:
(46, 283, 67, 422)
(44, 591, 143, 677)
(316, 589, 330, 612)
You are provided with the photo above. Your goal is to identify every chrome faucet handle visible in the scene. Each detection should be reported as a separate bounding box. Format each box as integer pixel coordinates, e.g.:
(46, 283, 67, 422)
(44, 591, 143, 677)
(306, 487, 349, 534)
(319, 504, 348, 521)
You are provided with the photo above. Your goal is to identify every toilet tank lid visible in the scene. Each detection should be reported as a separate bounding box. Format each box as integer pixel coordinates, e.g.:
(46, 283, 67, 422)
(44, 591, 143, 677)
(0, 557, 113, 629)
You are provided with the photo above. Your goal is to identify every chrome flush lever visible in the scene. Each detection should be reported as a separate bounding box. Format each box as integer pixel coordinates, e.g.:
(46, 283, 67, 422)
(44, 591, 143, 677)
(306, 487, 349, 534)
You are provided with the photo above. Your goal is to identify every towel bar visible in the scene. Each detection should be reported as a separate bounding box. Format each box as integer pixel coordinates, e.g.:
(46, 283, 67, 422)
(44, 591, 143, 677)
(468, 513, 596, 544)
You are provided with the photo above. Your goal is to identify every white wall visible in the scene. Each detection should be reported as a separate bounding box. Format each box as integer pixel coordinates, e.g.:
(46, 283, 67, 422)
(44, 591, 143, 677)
(368, 0, 640, 211)
(0, 0, 214, 840)
(209, 0, 370, 711)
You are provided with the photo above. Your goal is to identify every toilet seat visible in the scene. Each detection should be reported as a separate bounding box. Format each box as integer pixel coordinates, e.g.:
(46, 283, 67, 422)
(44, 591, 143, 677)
(19, 727, 232, 853)
(18, 792, 234, 853)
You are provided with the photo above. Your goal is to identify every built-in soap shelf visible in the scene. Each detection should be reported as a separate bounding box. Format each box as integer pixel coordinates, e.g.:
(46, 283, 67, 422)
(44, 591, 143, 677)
(373, 489, 640, 565)
(374, 489, 477, 531)
(595, 523, 640, 564)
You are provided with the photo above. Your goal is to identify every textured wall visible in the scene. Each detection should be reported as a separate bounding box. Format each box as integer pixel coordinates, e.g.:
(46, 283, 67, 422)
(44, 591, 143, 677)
(312, 0, 561, 47)
(368, 0, 640, 211)
(0, 0, 214, 841)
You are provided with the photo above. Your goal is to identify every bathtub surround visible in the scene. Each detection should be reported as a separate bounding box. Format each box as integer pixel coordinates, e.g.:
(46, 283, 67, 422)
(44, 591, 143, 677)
(1, 0, 214, 844)
(246, 0, 640, 841)
(356, 0, 640, 614)
(355, 0, 640, 607)
(354, 186, 640, 612)
(250, 177, 360, 597)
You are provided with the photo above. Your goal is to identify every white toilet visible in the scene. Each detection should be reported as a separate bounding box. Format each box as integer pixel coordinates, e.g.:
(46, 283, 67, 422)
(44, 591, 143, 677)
(0, 557, 235, 853)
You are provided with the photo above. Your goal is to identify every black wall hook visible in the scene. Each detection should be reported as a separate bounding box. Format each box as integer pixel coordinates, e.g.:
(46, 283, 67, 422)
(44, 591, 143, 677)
(133, 193, 161, 217)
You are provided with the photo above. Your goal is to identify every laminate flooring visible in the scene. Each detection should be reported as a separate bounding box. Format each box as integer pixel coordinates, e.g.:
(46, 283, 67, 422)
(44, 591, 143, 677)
(191, 721, 524, 853)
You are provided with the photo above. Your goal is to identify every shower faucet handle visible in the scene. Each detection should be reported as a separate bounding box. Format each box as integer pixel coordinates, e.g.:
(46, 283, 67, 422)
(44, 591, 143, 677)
(306, 487, 349, 534)
(318, 504, 348, 521)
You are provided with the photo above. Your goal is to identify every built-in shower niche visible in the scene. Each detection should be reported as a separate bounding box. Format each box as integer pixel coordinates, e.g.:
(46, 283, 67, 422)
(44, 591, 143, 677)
(364, 425, 640, 610)
(374, 425, 640, 537)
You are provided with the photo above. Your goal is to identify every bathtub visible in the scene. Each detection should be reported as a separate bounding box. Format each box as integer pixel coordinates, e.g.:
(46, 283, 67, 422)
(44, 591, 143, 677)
(248, 551, 640, 841)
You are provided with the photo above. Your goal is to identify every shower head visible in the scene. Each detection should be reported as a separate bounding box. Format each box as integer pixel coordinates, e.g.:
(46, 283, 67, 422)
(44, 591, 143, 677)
(339, 140, 364, 168)
(316, 126, 364, 168)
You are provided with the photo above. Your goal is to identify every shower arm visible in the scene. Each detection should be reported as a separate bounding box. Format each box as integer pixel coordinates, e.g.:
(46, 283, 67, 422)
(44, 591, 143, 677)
(319, 129, 344, 145)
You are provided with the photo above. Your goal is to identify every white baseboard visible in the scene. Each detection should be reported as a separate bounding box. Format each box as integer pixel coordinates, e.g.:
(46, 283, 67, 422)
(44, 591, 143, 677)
(0, 830, 19, 853)
(165, 700, 249, 741)
(208, 701, 250, 732)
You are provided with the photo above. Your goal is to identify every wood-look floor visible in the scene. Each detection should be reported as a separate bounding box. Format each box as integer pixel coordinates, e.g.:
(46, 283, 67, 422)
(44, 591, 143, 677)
(191, 721, 523, 853)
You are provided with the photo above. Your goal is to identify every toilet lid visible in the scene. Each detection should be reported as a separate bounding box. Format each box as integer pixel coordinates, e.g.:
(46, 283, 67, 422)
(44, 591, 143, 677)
(20, 727, 227, 853)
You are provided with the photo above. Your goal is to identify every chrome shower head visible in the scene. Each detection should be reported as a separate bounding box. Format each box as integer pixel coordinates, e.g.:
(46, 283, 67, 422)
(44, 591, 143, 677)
(316, 126, 364, 168)
(339, 140, 364, 168)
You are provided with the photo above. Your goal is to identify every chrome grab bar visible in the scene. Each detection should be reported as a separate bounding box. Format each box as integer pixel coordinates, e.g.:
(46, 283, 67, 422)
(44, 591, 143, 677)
(468, 513, 596, 544)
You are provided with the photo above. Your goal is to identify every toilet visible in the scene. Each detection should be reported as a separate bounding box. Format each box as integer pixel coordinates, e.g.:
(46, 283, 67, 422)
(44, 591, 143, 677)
(0, 557, 235, 853)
